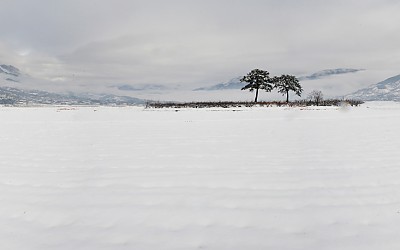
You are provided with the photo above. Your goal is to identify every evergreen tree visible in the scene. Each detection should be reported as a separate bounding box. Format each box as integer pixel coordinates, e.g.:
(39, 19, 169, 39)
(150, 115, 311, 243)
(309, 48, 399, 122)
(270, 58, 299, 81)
(240, 69, 274, 102)
(273, 74, 302, 103)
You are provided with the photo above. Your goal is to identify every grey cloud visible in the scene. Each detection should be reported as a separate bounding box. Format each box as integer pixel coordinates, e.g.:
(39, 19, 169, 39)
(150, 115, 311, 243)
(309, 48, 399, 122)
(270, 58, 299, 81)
(0, 0, 399, 97)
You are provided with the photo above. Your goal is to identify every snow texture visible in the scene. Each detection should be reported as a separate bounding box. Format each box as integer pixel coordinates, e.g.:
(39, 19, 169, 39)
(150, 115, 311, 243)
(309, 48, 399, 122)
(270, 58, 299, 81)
(346, 75, 400, 101)
(1, 102, 400, 250)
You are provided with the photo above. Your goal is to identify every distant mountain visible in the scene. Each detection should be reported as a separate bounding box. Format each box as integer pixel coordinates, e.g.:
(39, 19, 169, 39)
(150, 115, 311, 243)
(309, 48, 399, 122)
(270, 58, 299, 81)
(0, 64, 145, 105)
(299, 68, 364, 81)
(345, 74, 400, 101)
(0, 86, 145, 105)
(66, 92, 145, 105)
(194, 77, 243, 91)
(113, 84, 170, 92)
(194, 68, 365, 91)
(0, 64, 22, 84)
(0, 64, 21, 77)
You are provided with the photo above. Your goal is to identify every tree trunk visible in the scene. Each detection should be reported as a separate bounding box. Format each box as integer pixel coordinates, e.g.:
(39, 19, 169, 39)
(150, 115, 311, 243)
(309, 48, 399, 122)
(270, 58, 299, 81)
(286, 90, 289, 103)
(255, 88, 259, 103)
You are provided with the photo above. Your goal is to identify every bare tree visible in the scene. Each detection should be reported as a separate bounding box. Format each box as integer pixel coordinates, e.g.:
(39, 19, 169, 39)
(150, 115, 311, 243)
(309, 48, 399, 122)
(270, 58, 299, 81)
(308, 90, 324, 106)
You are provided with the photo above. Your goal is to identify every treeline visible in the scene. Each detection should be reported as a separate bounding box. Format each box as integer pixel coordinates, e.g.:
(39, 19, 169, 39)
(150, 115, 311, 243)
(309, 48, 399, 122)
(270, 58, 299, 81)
(146, 99, 364, 109)
(145, 68, 365, 109)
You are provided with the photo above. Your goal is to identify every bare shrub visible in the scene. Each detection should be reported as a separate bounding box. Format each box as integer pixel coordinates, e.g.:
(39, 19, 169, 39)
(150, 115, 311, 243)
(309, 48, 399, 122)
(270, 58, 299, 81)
(308, 90, 324, 106)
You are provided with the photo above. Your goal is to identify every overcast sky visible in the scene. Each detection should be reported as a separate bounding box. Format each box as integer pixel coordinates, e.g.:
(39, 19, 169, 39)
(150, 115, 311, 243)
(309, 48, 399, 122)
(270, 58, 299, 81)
(1, 0, 399, 96)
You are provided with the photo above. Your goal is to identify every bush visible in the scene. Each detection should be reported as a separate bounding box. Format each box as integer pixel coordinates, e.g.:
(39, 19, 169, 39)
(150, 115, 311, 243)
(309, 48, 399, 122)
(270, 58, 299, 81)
(145, 99, 364, 109)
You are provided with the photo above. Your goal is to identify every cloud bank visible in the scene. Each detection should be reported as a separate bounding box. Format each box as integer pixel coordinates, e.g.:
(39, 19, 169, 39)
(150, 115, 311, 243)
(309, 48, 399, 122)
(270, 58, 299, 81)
(0, 0, 399, 97)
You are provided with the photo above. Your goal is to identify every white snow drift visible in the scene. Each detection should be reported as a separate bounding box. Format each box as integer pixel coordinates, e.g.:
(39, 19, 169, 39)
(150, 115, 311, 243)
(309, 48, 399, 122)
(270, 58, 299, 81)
(1, 102, 400, 250)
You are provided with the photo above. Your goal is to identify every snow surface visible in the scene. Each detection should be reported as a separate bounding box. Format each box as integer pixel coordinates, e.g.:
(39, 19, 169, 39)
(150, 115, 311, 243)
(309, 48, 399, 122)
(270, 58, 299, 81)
(1, 102, 400, 250)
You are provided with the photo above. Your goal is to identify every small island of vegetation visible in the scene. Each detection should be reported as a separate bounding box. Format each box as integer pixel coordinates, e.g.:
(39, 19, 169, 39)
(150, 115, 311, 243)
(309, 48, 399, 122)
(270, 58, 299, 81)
(146, 68, 364, 109)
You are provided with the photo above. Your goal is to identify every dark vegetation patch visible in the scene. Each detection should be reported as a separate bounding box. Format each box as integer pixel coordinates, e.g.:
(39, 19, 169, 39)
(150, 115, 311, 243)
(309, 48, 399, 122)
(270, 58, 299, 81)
(146, 99, 364, 109)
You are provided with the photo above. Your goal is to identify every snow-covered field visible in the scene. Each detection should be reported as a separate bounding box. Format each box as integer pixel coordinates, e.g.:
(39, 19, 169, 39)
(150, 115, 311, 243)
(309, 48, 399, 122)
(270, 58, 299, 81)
(1, 102, 400, 250)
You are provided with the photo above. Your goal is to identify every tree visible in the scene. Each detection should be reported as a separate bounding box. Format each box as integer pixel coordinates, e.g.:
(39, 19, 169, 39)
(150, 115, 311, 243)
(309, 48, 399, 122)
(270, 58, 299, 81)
(240, 69, 274, 102)
(308, 90, 323, 106)
(273, 74, 302, 103)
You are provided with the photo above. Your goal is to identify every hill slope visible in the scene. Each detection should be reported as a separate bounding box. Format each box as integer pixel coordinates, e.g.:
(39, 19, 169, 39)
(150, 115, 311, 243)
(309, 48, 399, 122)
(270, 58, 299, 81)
(193, 77, 243, 91)
(0, 64, 145, 105)
(345, 74, 400, 101)
(0, 86, 145, 105)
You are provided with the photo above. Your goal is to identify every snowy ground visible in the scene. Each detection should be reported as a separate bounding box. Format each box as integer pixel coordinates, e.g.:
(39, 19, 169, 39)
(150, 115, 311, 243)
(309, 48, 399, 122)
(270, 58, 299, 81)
(1, 102, 400, 250)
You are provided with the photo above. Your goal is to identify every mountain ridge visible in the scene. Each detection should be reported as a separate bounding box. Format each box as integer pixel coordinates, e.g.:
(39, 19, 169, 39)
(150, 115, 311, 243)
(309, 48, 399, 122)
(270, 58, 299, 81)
(0, 64, 145, 105)
(194, 68, 365, 91)
(0, 64, 21, 77)
(0, 86, 145, 105)
(298, 68, 364, 81)
(345, 74, 400, 101)
(193, 77, 243, 91)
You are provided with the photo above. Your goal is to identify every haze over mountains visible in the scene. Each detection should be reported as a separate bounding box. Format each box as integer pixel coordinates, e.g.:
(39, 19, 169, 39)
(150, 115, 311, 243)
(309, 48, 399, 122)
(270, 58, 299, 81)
(297, 68, 365, 81)
(0, 65, 145, 105)
(0, 64, 24, 84)
(114, 84, 171, 92)
(0, 65, 21, 77)
(193, 77, 243, 91)
(193, 68, 365, 91)
(1, 64, 400, 104)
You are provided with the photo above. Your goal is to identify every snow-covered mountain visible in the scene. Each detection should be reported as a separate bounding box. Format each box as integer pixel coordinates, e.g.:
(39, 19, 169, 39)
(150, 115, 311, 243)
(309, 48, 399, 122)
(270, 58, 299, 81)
(112, 84, 171, 92)
(345, 74, 400, 101)
(0, 64, 20, 77)
(0, 64, 145, 105)
(0, 87, 145, 106)
(193, 77, 243, 91)
(298, 68, 364, 81)
(0, 86, 145, 105)
(194, 68, 364, 91)
(0, 64, 22, 83)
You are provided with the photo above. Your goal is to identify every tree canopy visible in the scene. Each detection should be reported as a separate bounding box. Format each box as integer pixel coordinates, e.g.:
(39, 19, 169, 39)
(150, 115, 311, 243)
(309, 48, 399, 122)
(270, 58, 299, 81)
(273, 74, 302, 103)
(240, 69, 274, 102)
